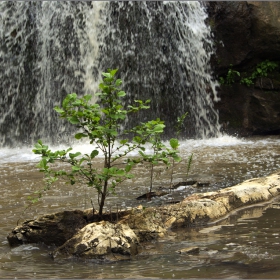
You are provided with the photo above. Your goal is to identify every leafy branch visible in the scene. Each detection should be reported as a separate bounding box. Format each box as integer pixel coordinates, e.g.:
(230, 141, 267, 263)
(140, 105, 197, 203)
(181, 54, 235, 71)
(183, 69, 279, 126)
(31, 69, 188, 218)
(219, 60, 279, 87)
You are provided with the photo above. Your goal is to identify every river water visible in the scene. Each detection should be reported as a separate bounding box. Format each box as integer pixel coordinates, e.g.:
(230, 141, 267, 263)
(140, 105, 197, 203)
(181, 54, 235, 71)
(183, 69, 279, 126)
(1, 135, 280, 278)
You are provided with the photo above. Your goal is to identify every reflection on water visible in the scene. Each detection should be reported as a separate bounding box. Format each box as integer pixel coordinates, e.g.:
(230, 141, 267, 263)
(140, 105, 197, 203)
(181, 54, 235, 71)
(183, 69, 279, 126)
(0, 135, 280, 278)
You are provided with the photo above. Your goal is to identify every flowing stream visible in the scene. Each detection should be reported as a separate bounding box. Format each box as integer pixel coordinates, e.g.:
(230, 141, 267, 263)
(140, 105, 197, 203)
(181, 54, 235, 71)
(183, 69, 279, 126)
(1, 135, 280, 278)
(1, 1, 280, 278)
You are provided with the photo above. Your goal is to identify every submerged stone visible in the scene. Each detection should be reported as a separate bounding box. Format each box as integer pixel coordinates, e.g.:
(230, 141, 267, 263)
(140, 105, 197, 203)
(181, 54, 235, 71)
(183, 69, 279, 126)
(176, 247, 200, 254)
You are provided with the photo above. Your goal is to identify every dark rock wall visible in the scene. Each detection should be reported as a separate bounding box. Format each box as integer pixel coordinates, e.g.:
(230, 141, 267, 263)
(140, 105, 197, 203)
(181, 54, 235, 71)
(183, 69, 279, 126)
(207, 1, 280, 136)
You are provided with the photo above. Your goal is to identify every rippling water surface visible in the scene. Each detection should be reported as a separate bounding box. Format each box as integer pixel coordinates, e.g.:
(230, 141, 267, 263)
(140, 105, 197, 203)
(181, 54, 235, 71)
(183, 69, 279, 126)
(0, 135, 280, 278)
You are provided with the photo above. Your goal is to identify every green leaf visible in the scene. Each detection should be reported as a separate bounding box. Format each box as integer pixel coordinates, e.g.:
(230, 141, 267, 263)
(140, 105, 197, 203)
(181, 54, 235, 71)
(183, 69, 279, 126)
(170, 138, 179, 150)
(69, 152, 81, 159)
(125, 164, 132, 172)
(153, 124, 165, 133)
(54, 107, 65, 114)
(34, 144, 42, 150)
(115, 169, 125, 176)
(68, 116, 80, 125)
(110, 69, 118, 76)
(117, 91, 126, 97)
(90, 150, 99, 159)
(72, 166, 80, 171)
(115, 79, 122, 86)
(120, 139, 128, 145)
(39, 158, 48, 170)
(55, 170, 67, 176)
(102, 72, 111, 78)
(75, 133, 87, 139)
(126, 174, 134, 179)
(83, 95, 92, 102)
(63, 93, 77, 108)
(173, 154, 181, 162)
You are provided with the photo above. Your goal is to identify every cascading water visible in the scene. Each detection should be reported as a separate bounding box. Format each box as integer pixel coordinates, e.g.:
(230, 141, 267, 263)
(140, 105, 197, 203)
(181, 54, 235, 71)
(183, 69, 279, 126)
(0, 1, 221, 147)
(100, 1, 221, 138)
(0, 1, 105, 147)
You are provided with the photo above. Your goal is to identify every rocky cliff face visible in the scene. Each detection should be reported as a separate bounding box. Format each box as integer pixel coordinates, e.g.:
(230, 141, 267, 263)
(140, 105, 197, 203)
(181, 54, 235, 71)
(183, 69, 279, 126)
(207, 1, 280, 136)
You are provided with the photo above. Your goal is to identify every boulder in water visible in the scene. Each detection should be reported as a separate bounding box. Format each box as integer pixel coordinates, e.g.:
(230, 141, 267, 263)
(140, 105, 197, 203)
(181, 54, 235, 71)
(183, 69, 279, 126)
(51, 221, 139, 261)
(7, 210, 88, 247)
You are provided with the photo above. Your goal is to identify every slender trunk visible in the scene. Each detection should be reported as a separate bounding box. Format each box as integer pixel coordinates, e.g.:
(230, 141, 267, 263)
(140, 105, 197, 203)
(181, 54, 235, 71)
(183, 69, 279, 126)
(99, 143, 111, 216)
(98, 183, 107, 217)
(149, 163, 154, 193)
(169, 158, 175, 192)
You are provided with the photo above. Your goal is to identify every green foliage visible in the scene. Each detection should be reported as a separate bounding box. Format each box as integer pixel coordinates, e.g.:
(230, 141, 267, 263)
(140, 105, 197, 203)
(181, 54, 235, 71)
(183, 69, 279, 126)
(32, 69, 184, 217)
(220, 60, 278, 87)
(219, 64, 240, 85)
(141, 132, 181, 193)
(239, 77, 254, 87)
(240, 60, 278, 87)
(168, 113, 193, 190)
(175, 112, 188, 138)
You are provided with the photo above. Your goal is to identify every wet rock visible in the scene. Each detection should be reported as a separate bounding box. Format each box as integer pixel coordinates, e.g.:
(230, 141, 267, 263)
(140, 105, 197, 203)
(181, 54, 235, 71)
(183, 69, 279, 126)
(199, 225, 223, 234)
(136, 191, 168, 200)
(184, 173, 280, 212)
(196, 182, 210, 188)
(207, 2, 280, 136)
(162, 198, 229, 229)
(7, 170, 280, 261)
(172, 181, 197, 189)
(160, 171, 280, 229)
(7, 210, 87, 247)
(122, 207, 166, 242)
(207, 250, 219, 256)
(51, 221, 139, 261)
(176, 247, 200, 255)
(271, 202, 280, 209)
(165, 200, 181, 205)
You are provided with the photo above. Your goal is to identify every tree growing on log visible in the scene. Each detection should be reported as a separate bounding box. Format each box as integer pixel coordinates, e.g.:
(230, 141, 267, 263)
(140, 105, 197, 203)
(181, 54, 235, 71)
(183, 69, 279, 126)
(32, 69, 184, 218)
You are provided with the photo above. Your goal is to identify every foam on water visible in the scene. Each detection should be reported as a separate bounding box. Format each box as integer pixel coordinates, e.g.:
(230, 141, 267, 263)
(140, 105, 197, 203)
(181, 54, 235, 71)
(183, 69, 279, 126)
(180, 134, 255, 148)
(1, 135, 279, 164)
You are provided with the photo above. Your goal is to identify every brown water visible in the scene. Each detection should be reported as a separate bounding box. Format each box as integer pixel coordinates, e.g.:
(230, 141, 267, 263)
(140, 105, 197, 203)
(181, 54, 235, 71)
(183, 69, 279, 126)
(1, 135, 280, 278)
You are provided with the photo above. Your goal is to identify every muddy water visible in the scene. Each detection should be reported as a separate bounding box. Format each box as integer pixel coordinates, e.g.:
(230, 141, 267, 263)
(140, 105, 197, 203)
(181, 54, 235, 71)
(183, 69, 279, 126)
(0, 135, 280, 278)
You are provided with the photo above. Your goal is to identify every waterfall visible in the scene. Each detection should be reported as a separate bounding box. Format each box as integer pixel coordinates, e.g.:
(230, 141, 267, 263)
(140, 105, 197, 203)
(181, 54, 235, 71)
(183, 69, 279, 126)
(0, 1, 221, 147)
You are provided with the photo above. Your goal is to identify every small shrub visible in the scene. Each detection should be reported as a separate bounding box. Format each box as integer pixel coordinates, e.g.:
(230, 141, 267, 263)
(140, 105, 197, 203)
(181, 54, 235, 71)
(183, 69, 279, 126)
(32, 69, 184, 218)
